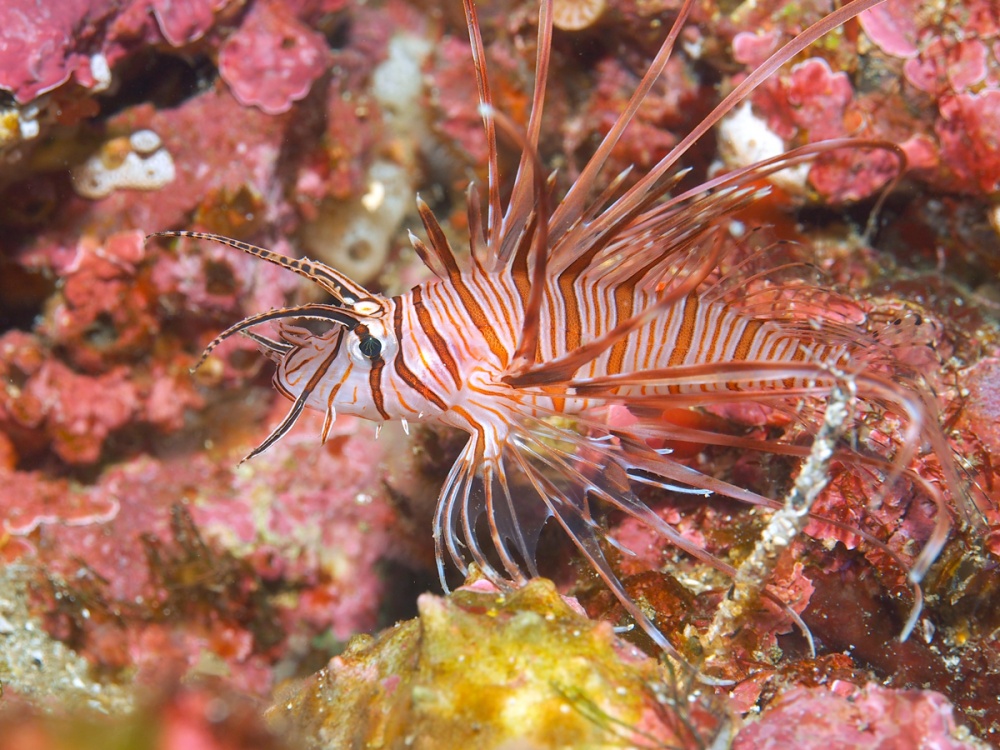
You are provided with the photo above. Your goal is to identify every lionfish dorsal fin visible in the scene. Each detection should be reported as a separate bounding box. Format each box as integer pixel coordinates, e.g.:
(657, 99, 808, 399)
(549, 0, 698, 241)
(407, 229, 448, 280)
(466, 182, 488, 269)
(415, 197, 462, 277)
(473, 101, 554, 375)
(492, 0, 555, 267)
(461, 0, 502, 245)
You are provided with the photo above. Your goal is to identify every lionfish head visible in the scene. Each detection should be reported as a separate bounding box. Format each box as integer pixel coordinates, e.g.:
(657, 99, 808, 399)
(147, 231, 411, 457)
(271, 299, 401, 427)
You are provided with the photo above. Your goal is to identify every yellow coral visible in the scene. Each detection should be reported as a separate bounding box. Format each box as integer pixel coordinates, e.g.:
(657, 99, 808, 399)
(268, 577, 722, 749)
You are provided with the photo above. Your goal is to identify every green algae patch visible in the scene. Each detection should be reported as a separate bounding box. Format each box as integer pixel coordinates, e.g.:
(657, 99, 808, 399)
(267, 578, 723, 749)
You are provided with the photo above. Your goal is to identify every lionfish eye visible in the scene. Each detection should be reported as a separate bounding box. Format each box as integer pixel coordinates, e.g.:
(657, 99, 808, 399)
(358, 334, 382, 359)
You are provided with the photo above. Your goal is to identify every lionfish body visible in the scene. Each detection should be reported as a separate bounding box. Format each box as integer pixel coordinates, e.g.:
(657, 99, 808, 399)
(157, 0, 967, 669)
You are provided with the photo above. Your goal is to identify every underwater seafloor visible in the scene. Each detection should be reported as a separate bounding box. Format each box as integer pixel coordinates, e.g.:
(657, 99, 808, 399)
(0, 0, 998, 747)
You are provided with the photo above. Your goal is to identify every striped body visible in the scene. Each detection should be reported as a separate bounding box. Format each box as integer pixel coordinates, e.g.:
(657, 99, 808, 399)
(275, 266, 838, 457)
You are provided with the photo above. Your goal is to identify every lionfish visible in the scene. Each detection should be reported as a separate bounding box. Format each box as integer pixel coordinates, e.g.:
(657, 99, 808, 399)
(154, 0, 965, 675)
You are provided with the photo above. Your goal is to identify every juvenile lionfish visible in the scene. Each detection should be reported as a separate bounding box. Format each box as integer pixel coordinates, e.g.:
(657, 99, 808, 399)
(154, 0, 965, 675)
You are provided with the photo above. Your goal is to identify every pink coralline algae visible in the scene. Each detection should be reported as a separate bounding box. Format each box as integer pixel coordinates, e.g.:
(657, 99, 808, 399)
(717, 0, 1000, 201)
(2, 470, 119, 537)
(18, 362, 138, 465)
(952, 357, 1000, 558)
(733, 682, 982, 750)
(565, 54, 705, 178)
(0, 0, 227, 104)
(3, 416, 403, 696)
(0, 323, 148, 465)
(0, 0, 412, 708)
(40, 231, 159, 373)
(219, 0, 333, 116)
(936, 91, 1000, 195)
(0, 0, 115, 104)
(150, 0, 230, 47)
(750, 57, 900, 202)
(0, 686, 294, 750)
(732, 28, 782, 68)
(778, 58, 853, 142)
(857, 0, 1000, 196)
(427, 35, 525, 172)
(859, 1, 920, 59)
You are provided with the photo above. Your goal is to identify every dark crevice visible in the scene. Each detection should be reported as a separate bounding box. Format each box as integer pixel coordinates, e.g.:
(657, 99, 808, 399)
(97, 49, 216, 117)
(320, 14, 352, 50)
(0, 261, 56, 334)
(376, 559, 442, 628)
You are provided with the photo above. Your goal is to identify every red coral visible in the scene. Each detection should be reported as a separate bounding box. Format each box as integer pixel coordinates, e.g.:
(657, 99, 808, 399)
(219, 0, 332, 116)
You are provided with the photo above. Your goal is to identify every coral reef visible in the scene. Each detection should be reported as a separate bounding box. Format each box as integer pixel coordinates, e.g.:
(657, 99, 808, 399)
(1, 0, 998, 747)
(1, 414, 408, 697)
